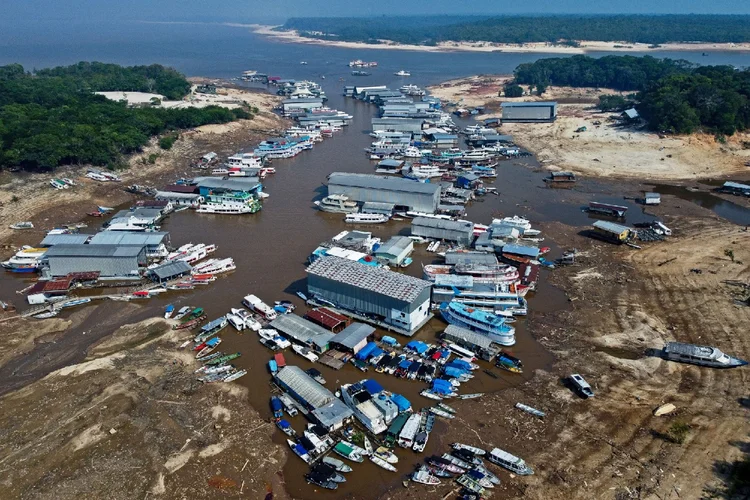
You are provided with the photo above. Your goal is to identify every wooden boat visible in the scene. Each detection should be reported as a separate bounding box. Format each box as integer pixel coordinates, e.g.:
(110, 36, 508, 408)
(369, 454, 397, 472)
(172, 315, 206, 330)
(457, 474, 485, 495)
(437, 402, 456, 414)
(441, 453, 472, 470)
(458, 393, 483, 400)
(429, 407, 454, 419)
(195, 351, 223, 364)
(473, 463, 500, 485)
(427, 456, 464, 474)
(452, 448, 483, 466)
(9, 222, 34, 230)
(333, 442, 363, 463)
(363, 436, 373, 456)
(496, 351, 523, 373)
(452, 443, 486, 456)
(515, 402, 545, 418)
(311, 463, 346, 483)
(483, 369, 499, 379)
(222, 369, 246, 382)
(339, 439, 368, 457)
(276, 419, 295, 437)
(288, 439, 311, 463)
(420, 389, 443, 401)
(425, 464, 452, 478)
(374, 447, 398, 464)
(411, 469, 440, 485)
(205, 352, 240, 366)
(322, 456, 352, 473)
(305, 473, 338, 490)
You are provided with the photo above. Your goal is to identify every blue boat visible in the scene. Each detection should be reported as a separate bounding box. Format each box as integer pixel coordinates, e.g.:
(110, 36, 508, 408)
(440, 302, 516, 346)
(271, 396, 284, 419)
(269, 359, 278, 374)
(164, 304, 175, 319)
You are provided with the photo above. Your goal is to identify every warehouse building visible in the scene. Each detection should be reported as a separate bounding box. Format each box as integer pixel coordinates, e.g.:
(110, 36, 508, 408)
(281, 97, 324, 115)
(373, 236, 414, 266)
(371, 117, 425, 135)
(270, 314, 336, 353)
(107, 208, 165, 231)
(501, 102, 557, 123)
(327, 173, 440, 214)
(441, 324, 500, 361)
(411, 217, 475, 245)
(330, 323, 375, 354)
(274, 366, 353, 431)
(148, 260, 192, 283)
(89, 231, 169, 259)
(43, 244, 147, 279)
(306, 256, 433, 335)
(155, 191, 204, 208)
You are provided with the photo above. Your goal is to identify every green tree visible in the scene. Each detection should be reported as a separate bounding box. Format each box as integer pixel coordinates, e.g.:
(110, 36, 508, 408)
(504, 84, 524, 97)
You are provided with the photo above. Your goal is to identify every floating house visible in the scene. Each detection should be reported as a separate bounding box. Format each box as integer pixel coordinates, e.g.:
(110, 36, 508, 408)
(306, 256, 433, 335)
(501, 102, 557, 123)
(411, 218, 475, 245)
(43, 244, 147, 279)
(304, 308, 351, 333)
(327, 173, 441, 214)
(148, 260, 192, 283)
(330, 323, 375, 354)
(274, 366, 353, 431)
(270, 314, 336, 353)
(591, 220, 634, 244)
(373, 236, 414, 266)
(441, 324, 500, 361)
(89, 231, 170, 259)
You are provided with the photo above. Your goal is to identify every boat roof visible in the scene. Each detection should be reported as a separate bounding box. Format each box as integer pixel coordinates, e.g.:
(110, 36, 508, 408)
(664, 342, 721, 359)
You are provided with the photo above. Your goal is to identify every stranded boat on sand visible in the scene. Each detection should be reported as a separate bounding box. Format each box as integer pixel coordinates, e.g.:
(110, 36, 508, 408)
(662, 342, 747, 368)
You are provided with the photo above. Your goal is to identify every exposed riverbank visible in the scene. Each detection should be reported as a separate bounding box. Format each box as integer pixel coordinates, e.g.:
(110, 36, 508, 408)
(251, 24, 750, 55)
(429, 75, 750, 181)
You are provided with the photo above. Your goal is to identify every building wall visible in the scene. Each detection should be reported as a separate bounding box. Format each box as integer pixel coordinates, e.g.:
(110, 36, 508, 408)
(411, 224, 473, 245)
(48, 254, 144, 278)
(502, 104, 556, 122)
(327, 183, 439, 213)
(307, 275, 431, 332)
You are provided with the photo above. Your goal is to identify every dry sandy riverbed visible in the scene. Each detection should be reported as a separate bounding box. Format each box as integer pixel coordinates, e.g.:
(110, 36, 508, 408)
(250, 24, 750, 55)
(429, 75, 750, 181)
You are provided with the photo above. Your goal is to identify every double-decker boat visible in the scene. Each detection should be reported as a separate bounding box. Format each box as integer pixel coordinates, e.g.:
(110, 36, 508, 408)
(440, 301, 515, 346)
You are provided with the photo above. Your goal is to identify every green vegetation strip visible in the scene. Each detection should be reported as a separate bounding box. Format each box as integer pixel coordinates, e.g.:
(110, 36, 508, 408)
(0, 62, 251, 170)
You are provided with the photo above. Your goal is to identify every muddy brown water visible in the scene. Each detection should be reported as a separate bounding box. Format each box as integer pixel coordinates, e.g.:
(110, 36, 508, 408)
(0, 85, 742, 496)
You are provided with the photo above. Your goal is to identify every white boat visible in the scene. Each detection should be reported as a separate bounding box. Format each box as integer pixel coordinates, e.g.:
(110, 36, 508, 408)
(292, 344, 319, 363)
(226, 313, 246, 331)
(315, 194, 359, 214)
(493, 215, 532, 233)
(258, 329, 277, 341)
(369, 454, 397, 472)
(339, 381, 387, 434)
(452, 443, 486, 456)
(397, 413, 422, 448)
(322, 456, 352, 473)
(288, 439, 311, 463)
(401, 146, 423, 158)
(273, 335, 291, 349)
(374, 446, 398, 464)
(662, 342, 748, 368)
(407, 164, 442, 179)
(173, 306, 192, 320)
(86, 172, 109, 182)
(2, 246, 46, 273)
(223, 369, 247, 382)
(420, 389, 443, 401)
(413, 431, 428, 453)
(516, 402, 546, 418)
(230, 308, 262, 331)
(9, 222, 34, 230)
(487, 447, 533, 475)
(196, 200, 257, 215)
(344, 213, 389, 224)
(394, 70, 411, 76)
(243, 294, 277, 320)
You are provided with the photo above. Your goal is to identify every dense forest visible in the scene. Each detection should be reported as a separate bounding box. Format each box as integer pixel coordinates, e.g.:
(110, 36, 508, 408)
(0, 63, 250, 170)
(511, 56, 750, 135)
(282, 15, 750, 45)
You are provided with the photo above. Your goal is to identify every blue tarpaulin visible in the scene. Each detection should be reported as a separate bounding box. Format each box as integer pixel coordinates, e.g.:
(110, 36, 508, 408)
(439, 348, 451, 359)
(444, 366, 467, 378)
(369, 346, 384, 358)
(381, 336, 399, 346)
(398, 359, 411, 369)
(278, 419, 291, 429)
(363, 379, 384, 395)
(447, 359, 472, 371)
(391, 394, 411, 411)
(406, 341, 428, 354)
(356, 341, 378, 360)
(432, 380, 453, 394)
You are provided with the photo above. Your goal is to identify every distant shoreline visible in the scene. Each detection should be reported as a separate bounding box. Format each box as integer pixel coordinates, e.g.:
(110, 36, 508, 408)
(250, 24, 750, 55)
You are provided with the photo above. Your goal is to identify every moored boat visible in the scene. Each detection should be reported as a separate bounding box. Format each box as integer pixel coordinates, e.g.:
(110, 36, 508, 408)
(333, 441, 364, 462)
(452, 443, 486, 456)
(661, 342, 748, 368)
(487, 447, 533, 475)
(315, 194, 359, 214)
(322, 455, 352, 473)
(369, 454, 397, 472)
(305, 473, 338, 490)
(374, 446, 398, 464)
(288, 439, 311, 463)
(344, 212, 389, 224)
(411, 469, 440, 485)
(429, 407, 455, 419)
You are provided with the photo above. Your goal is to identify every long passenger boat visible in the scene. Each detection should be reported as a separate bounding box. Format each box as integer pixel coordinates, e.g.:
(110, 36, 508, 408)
(440, 301, 516, 346)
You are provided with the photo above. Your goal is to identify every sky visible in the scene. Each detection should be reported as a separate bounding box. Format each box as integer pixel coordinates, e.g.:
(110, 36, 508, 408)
(5, 0, 750, 24)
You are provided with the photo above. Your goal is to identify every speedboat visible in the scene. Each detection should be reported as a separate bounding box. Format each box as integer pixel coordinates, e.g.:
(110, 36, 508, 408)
(344, 213, 389, 224)
(394, 70, 411, 76)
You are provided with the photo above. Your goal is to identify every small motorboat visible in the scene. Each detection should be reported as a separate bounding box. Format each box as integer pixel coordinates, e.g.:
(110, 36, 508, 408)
(452, 443, 486, 456)
(411, 469, 440, 485)
(164, 304, 175, 319)
(369, 454, 397, 472)
(305, 472, 338, 490)
(322, 456, 352, 473)
(9, 222, 34, 230)
(374, 446, 398, 464)
(173, 306, 192, 320)
(276, 419, 295, 436)
(288, 439, 311, 463)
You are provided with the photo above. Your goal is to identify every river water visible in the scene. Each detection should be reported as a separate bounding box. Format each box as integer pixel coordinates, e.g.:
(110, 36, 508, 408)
(2, 20, 750, 497)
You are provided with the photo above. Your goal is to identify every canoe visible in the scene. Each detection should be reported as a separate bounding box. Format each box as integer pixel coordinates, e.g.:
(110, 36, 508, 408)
(429, 407, 455, 419)
(205, 352, 241, 366)
(322, 456, 352, 473)
(452, 443, 486, 456)
(654, 403, 677, 416)
(515, 402, 545, 418)
(222, 369, 247, 382)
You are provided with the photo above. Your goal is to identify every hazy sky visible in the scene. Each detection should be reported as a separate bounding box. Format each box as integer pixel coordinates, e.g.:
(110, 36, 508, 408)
(6, 0, 750, 23)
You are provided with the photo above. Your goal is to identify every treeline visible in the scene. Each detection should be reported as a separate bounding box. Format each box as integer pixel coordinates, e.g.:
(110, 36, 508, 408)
(511, 56, 750, 135)
(283, 15, 750, 45)
(0, 63, 250, 170)
(514, 55, 695, 91)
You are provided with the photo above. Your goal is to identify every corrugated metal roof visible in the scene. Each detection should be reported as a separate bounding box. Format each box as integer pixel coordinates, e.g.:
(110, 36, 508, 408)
(311, 399, 353, 430)
(592, 220, 631, 234)
(328, 173, 440, 195)
(332, 323, 375, 349)
(428, 133, 458, 140)
(45, 244, 145, 258)
(306, 256, 432, 304)
(502, 244, 540, 258)
(155, 191, 202, 200)
(434, 274, 474, 287)
(193, 177, 261, 191)
(276, 366, 335, 408)
(361, 202, 396, 212)
(375, 236, 413, 257)
(40, 234, 90, 247)
(623, 108, 640, 119)
(443, 324, 493, 349)
(445, 251, 498, 266)
(501, 101, 557, 107)
(270, 314, 335, 347)
(304, 308, 349, 330)
(149, 260, 192, 279)
(89, 231, 167, 246)
(412, 217, 474, 232)
(377, 159, 404, 168)
(112, 208, 163, 220)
